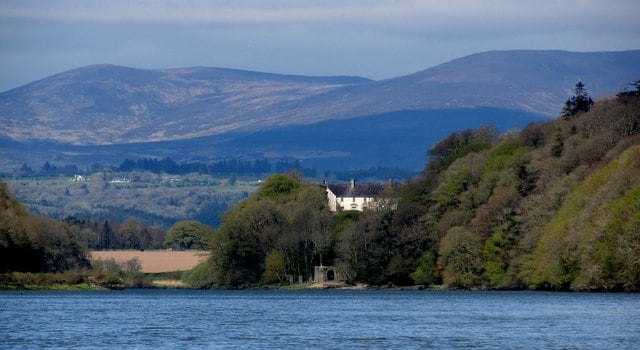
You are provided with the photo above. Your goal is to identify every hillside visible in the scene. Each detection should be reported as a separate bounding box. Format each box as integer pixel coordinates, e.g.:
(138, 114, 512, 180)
(0, 65, 369, 144)
(188, 92, 640, 291)
(260, 50, 640, 122)
(2, 50, 638, 146)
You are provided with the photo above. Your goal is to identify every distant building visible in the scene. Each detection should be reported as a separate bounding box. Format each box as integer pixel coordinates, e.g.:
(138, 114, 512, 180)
(313, 265, 343, 284)
(109, 177, 130, 184)
(324, 179, 394, 212)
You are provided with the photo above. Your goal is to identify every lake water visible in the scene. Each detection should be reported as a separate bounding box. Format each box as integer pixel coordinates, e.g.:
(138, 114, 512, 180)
(1, 289, 639, 349)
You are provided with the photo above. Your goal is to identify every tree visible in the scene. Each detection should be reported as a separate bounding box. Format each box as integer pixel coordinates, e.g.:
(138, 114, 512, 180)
(118, 217, 144, 249)
(617, 80, 640, 97)
(438, 226, 484, 288)
(262, 250, 287, 284)
(257, 173, 301, 200)
(99, 221, 115, 249)
(561, 81, 594, 119)
(551, 133, 564, 157)
(411, 251, 436, 286)
(164, 220, 214, 250)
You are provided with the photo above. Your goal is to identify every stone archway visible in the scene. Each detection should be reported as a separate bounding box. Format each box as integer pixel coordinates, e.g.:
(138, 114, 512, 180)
(314, 265, 343, 284)
(326, 269, 335, 281)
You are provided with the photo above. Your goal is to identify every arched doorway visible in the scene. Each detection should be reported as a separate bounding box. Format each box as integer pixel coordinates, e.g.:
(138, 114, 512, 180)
(326, 269, 335, 281)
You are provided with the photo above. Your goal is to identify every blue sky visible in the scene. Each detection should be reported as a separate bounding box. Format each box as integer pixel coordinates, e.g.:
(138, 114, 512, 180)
(1, 0, 639, 92)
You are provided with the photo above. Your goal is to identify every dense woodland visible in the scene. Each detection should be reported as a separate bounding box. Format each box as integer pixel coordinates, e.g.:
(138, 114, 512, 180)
(188, 86, 640, 291)
(0, 181, 90, 273)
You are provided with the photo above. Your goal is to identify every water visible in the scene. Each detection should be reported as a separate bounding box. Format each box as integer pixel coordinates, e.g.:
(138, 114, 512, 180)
(1, 289, 639, 349)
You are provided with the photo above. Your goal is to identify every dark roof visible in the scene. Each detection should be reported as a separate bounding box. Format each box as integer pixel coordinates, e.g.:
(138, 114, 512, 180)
(327, 183, 386, 197)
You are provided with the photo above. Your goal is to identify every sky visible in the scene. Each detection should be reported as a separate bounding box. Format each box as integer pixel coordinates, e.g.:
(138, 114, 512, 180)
(1, 0, 639, 92)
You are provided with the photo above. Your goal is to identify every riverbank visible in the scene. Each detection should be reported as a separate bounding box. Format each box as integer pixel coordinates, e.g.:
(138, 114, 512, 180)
(0, 271, 192, 291)
(0, 272, 439, 291)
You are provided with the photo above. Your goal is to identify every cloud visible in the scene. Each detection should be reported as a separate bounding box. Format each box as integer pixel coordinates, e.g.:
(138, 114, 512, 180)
(2, 0, 638, 26)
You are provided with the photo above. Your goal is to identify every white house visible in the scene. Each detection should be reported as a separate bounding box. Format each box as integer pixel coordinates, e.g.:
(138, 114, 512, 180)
(325, 179, 391, 212)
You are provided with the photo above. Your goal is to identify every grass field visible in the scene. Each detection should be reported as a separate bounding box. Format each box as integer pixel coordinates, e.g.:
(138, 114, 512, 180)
(90, 250, 209, 273)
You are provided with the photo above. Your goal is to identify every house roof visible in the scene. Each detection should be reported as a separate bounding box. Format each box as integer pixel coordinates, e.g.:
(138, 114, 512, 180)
(327, 183, 386, 197)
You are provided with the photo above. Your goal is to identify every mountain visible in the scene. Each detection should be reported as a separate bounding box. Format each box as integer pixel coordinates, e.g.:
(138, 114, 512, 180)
(1, 50, 639, 173)
(0, 65, 370, 144)
(283, 49, 640, 118)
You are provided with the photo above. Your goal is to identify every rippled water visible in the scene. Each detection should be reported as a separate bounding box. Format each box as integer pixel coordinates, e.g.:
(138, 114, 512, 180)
(1, 289, 639, 349)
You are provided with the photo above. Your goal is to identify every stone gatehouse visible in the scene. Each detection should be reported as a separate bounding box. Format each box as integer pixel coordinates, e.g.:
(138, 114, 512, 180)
(313, 265, 343, 283)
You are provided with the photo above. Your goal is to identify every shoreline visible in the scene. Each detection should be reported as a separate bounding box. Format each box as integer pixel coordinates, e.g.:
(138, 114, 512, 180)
(2, 274, 634, 292)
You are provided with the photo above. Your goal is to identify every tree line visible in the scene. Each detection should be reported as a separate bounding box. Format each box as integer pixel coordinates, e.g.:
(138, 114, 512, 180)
(8, 155, 413, 181)
(117, 157, 412, 180)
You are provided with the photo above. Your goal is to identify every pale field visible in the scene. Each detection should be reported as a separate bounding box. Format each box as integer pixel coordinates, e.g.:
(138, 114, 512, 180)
(90, 250, 209, 273)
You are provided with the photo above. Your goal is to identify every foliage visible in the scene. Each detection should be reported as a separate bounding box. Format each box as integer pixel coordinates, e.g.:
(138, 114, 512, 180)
(427, 126, 496, 174)
(523, 146, 640, 291)
(165, 220, 214, 250)
(410, 251, 436, 286)
(191, 173, 333, 287)
(256, 173, 301, 200)
(438, 226, 484, 288)
(561, 81, 594, 119)
(616, 80, 640, 97)
(1, 181, 90, 273)
(263, 250, 287, 284)
(118, 157, 275, 175)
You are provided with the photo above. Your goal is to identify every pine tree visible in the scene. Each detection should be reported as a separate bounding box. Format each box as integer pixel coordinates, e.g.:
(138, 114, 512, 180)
(561, 81, 594, 119)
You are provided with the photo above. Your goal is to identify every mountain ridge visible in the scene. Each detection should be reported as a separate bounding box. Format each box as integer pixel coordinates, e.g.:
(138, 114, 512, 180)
(2, 49, 639, 146)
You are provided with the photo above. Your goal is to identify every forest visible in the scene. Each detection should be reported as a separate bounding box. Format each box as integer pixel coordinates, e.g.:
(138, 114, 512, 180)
(187, 85, 640, 291)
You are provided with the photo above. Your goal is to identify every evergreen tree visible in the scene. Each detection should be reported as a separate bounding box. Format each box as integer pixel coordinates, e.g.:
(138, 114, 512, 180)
(617, 80, 640, 97)
(100, 221, 112, 249)
(561, 81, 594, 119)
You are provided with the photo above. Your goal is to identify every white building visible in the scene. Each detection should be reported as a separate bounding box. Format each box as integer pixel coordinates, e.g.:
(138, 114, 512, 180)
(325, 179, 390, 212)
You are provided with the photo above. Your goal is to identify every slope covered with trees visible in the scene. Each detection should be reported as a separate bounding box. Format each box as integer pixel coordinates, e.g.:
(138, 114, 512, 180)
(0, 181, 90, 273)
(190, 87, 640, 291)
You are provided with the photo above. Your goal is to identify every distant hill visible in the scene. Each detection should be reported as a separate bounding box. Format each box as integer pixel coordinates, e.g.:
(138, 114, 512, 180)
(287, 50, 640, 118)
(1, 50, 638, 172)
(0, 65, 370, 144)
